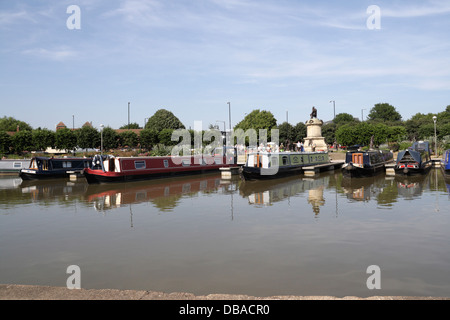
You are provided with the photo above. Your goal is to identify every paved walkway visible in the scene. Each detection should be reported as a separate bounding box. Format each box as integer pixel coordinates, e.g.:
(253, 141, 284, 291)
(1, 284, 448, 300)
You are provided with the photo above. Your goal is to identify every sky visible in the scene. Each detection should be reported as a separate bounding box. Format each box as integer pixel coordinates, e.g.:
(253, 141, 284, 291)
(1, 0, 450, 131)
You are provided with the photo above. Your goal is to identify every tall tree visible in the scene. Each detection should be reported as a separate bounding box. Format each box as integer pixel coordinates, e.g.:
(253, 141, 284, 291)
(145, 109, 185, 131)
(32, 128, 55, 151)
(0, 116, 32, 132)
(0, 131, 12, 154)
(101, 127, 119, 150)
(367, 103, 402, 122)
(55, 128, 77, 152)
(333, 113, 357, 125)
(11, 130, 33, 154)
(77, 126, 100, 151)
(118, 131, 138, 148)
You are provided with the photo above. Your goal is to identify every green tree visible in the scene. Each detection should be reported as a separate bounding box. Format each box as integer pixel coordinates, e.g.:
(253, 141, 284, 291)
(120, 122, 141, 129)
(140, 128, 159, 149)
(32, 128, 55, 151)
(11, 130, 33, 154)
(0, 116, 32, 132)
(333, 113, 356, 125)
(367, 103, 402, 122)
(118, 131, 138, 148)
(101, 127, 119, 150)
(158, 128, 176, 146)
(292, 122, 306, 142)
(335, 124, 356, 147)
(277, 122, 295, 147)
(145, 109, 185, 131)
(322, 122, 337, 145)
(0, 131, 12, 154)
(77, 126, 100, 151)
(55, 128, 77, 152)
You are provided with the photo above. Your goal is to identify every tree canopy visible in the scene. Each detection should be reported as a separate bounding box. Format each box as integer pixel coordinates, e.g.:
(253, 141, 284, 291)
(0, 116, 32, 132)
(367, 103, 402, 122)
(145, 109, 185, 132)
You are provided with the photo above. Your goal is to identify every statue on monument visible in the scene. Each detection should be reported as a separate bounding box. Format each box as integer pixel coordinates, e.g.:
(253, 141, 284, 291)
(310, 106, 317, 119)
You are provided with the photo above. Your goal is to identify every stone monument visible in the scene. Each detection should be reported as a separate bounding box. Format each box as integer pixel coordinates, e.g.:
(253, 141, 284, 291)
(303, 106, 328, 152)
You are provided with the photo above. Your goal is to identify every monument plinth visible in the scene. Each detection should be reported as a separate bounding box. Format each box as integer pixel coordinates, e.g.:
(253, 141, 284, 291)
(303, 107, 328, 152)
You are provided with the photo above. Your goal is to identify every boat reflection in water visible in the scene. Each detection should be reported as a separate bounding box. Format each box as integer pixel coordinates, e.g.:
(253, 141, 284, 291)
(341, 170, 432, 204)
(239, 173, 330, 214)
(341, 174, 389, 203)
(18, 179, 88, 203)
(394, 172, 431, 200)
(85, 172, 224, 212)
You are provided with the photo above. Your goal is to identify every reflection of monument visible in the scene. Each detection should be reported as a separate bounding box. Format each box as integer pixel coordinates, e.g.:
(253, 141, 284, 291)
(308, 185, 325, 215)
(304, 107, 328, 152)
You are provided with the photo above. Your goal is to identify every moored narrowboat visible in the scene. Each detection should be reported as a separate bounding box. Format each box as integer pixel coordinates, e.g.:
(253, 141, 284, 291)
(239, 151, 329, 181)
(342, 150, 393, 178)
(83, 154, 234, 184)
(19, 156, 92, 180)
(441, 149, 450, 179)
(0, 159, 30, 173)
(394, 141, 432, 176)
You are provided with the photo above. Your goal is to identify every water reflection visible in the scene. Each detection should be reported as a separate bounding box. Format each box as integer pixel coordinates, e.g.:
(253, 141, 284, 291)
(1, 168, 449, 212)
(85, 173, 225, 212)
(239, 174, 329, 214)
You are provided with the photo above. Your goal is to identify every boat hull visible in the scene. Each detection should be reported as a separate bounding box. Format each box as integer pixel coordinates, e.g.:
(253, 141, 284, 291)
(341, 162, 385, 178)
(84, 163, 228, 184)
(239, 165, 304, 181)
(19, 169, 76, 180)
(394, 162, 432, 176)
(240, 152, 329, 181)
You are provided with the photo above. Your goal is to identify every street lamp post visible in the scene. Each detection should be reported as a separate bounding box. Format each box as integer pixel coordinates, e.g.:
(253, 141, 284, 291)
(433, 115, 437, 155)
(361, 109, 366, 122)
(128, 102, 130, 129)
(227, 102, 231, 132)
(100, 124, 104, 155)
(330, 100, 335, 119)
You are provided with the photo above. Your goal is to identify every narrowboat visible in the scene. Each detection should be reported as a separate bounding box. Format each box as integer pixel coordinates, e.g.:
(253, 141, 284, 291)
(239, 151, 329, 181)
(441, 149, 450, 179)
(0, 159, 30, 173)
(341, 150, 393, 178)
(394, 141, 432, 175)
(19, 156, 92, 180)
(83, 154, 234, 184)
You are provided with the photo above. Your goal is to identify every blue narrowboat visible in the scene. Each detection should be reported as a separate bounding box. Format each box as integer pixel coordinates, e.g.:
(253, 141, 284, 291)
(394, 141, 432, 175)
(441, 149, 450, 179)
(19, 156, 92, 180)
(342, 150, 393, 178)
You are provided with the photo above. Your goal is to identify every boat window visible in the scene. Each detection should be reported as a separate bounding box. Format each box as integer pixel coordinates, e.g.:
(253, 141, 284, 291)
(352, 153, 363, 165)
(182, 159, 190, 166)
(62, 161, 72, 168)
(163, 159, 169, 168)
(13, 162, 22, 168)
(282, 156, 289, 166)
(134, 160, 146, 169)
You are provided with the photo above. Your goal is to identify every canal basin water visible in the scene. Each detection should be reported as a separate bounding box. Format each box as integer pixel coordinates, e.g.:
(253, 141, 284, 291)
(0, 169, 449, 298)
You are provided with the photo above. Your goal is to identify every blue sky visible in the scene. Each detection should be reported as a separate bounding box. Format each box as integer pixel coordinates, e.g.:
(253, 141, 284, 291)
(1, 0, 450, 131)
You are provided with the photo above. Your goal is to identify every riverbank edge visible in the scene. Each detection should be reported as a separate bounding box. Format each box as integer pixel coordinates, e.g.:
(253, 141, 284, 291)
(1, 284, 448, 300)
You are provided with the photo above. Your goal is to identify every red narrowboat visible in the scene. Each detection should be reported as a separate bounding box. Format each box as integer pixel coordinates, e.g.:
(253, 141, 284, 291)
(84, 154, 235, 184)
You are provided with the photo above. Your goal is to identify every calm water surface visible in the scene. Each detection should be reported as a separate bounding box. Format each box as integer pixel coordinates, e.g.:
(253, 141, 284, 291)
(1, 169, 450, 297)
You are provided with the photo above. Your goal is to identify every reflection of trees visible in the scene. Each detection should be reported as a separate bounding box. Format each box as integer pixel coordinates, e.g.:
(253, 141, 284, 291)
(0, 178, 88, 210)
